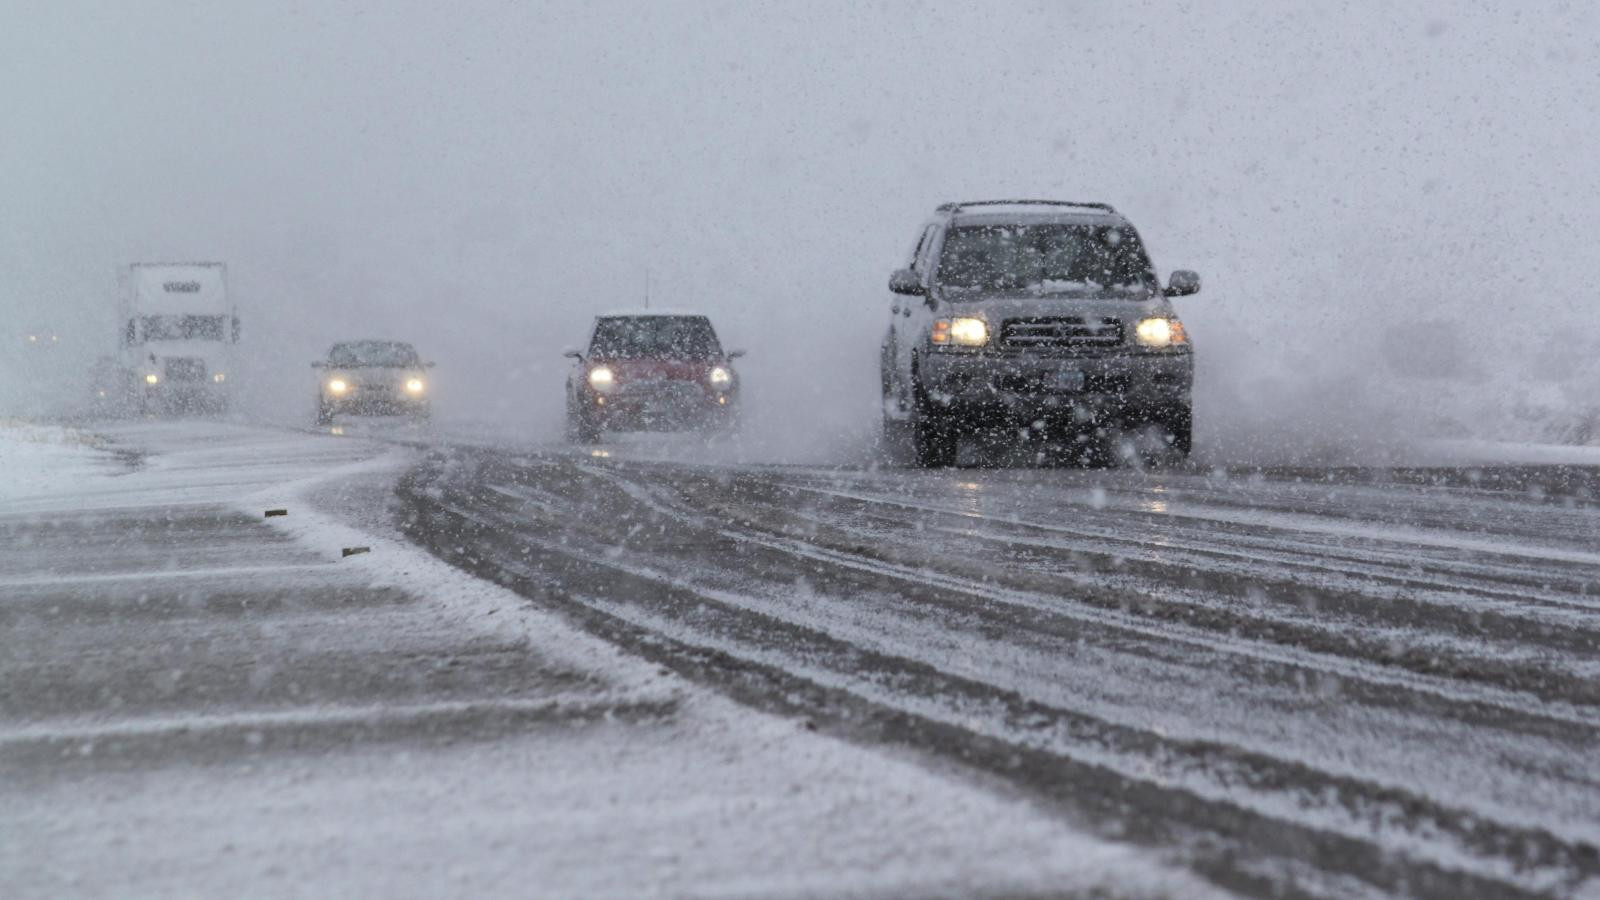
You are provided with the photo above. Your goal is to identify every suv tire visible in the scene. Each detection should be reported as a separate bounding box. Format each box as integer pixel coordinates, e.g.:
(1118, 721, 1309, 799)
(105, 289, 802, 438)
(1162, 405, 1193, 457)
(912, 412, 957, 468)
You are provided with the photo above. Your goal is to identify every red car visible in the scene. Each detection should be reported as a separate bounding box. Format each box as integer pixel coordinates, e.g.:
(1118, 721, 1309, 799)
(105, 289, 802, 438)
(565, 312, 744, 442)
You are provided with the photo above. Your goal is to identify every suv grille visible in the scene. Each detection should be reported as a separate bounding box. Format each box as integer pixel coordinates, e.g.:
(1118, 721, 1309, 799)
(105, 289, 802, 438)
(163, 357, 207, 382)
(1000, 317, 1123, 349)
(996, 371, 1132, 394)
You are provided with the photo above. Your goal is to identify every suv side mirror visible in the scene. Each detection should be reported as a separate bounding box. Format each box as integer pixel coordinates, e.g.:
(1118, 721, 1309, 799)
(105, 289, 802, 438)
(889, 269, 925, 296)
(425, 361, 437, 368)
(562, 348, 582, 359)
(311, 361, 325, 369)
(727, 349, 747, 360)
(1164, 270, 1201, 297)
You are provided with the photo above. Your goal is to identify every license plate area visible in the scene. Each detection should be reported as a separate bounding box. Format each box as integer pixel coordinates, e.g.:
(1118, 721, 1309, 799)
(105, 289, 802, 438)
(1048, 368, 1086, 392)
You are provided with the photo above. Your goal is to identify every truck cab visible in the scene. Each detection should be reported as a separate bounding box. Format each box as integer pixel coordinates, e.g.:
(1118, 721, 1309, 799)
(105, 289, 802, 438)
(119, 263, 237, 415)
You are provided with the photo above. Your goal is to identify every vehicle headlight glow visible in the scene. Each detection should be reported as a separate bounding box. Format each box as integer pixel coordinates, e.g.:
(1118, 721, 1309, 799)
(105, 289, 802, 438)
(405, 377, 425, 393)
(1134, 317, 1188, 349)
(144, 373, 159, 385)
(327, 378, 349, 394)
(212, 372, 226, 383)
(950, 317, 988, 346)
(587, 366, 616, 392)
(932, 317, 988, 347)
(709, 366, 732, 386)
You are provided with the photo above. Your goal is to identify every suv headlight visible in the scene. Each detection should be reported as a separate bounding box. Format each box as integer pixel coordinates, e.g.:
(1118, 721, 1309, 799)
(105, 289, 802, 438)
(326, 378, 349, 394)
(708, 366, 732, 387)
(931, 317, 988, 347)
(1134, 317, 1188, 349)
(587, 366, 616, 393)
(405, 377, 425, 393)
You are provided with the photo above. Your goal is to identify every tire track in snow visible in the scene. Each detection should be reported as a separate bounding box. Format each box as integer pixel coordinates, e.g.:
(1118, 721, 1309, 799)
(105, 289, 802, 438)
(396, 449, 1600, 899)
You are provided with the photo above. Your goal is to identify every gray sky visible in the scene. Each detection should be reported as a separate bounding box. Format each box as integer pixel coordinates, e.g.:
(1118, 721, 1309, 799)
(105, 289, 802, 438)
(4, 1, 1597, 457)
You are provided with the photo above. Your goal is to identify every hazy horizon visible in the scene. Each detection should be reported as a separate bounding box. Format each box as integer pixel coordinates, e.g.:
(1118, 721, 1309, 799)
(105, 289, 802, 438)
(4, 1, 1597, 462)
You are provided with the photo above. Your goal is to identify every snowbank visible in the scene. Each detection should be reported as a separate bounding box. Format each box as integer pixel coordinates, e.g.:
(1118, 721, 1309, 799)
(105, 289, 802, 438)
(0, 420, 123, 505)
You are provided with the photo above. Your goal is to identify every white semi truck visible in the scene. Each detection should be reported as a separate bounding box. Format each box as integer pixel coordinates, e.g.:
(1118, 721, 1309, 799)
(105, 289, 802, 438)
(117, 262, 237, 415)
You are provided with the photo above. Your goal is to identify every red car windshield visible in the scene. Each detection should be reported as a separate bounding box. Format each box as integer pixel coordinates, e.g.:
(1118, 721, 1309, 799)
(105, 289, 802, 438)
(589, 316, 722, 360)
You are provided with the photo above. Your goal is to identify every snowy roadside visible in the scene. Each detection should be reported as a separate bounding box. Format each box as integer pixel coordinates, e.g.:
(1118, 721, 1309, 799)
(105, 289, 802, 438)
(0, 421, 1220, 899)
(1417, 438, 1600, 467)
(0, 420, 121, 504)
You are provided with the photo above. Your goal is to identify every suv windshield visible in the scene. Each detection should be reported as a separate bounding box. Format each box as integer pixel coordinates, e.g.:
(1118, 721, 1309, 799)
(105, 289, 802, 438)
(590, 316, 723, 360)
(328, 341, 421, 367)
(936, 224, 1156, 295)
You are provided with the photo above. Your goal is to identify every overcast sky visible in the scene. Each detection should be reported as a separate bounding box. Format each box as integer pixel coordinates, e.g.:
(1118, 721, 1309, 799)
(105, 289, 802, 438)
(3, 1, 1597, 458)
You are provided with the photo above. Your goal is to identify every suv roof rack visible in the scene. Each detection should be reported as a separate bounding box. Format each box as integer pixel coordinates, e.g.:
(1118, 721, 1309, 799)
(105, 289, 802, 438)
(937, 199, 1117, 214)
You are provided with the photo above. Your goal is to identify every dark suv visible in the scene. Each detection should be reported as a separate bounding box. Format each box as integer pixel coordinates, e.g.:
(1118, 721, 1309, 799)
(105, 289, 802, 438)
(881, 200, 1201, 466)
(565, 312, 743, 442)
(312, 340, 433, 425)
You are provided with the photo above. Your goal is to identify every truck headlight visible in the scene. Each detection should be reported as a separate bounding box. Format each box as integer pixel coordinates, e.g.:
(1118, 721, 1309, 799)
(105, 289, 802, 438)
(327, 378, 349, 395)
(587, 366, 616, 393)
(1134, 317, 1188, 349)
(144, 373, 159, 385)
(405, 377, 425, 393)
(708, 366, 732, 387)
(212, 372, 226, 383)
(932, 317, 988, 347)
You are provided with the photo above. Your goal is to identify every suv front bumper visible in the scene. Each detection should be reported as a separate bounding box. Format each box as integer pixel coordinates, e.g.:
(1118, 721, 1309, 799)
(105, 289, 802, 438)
(918, 350, 1190, 426)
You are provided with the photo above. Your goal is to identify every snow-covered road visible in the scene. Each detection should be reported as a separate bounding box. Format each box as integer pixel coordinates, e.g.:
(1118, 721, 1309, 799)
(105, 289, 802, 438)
(1, 422, 1210, 899)
(394, 434, 1600, 899)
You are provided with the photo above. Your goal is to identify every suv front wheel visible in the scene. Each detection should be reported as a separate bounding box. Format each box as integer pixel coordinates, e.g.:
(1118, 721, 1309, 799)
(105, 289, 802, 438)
(1159, 404, 1192, 457)
(911, 409, 957, 468)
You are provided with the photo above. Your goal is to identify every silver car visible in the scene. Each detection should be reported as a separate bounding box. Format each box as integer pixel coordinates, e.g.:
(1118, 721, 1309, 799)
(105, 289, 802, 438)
(313, 340, 434, 425)
(880, 200, 1201, 466)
